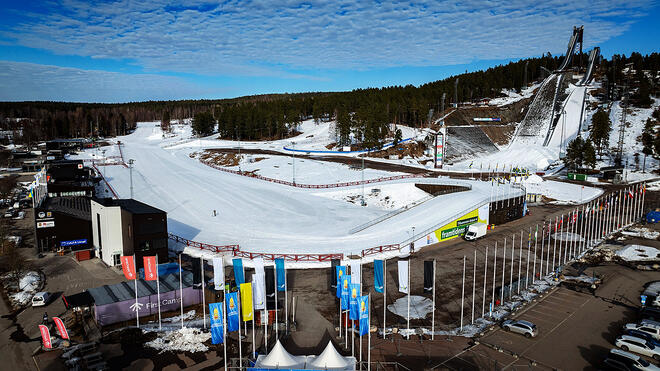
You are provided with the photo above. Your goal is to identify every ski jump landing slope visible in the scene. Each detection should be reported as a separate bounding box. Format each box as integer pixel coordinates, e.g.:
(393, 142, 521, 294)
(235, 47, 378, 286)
(83, 123, 508, 260)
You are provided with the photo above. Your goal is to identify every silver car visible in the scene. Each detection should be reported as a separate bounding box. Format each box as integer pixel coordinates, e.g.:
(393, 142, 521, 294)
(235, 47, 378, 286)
(502, 319, 538, 338)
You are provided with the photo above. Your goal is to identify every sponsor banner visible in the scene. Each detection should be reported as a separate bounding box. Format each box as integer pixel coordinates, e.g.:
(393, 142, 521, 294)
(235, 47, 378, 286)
(209, 302, 224, 344)
(120, 256, 137, 280)
(340, 275, 351, 310)
(53, 317, 69, 339)
(143, 256, 158, 281)
(373, 260, 384, 293)
(60, 239, 87, 247)
(252, 273, 266, 310)
(398, 260, 409, 294)
(226, 292, 240, 332)
(349, 283, 361, 320)
(232, 258, 244, 286)
(350, 261, 361, 285)
(358, 295, 369, 336)
(39, 325, 52, 348)
(37, 221, 55, 228)
(213, 257, 224, 290)
(335, 266, 347, 298)
(240, 283, 253, 321)
(416, 204, 489, 245)
(473, 117, 501, 122)
(275, 258, 286, 292)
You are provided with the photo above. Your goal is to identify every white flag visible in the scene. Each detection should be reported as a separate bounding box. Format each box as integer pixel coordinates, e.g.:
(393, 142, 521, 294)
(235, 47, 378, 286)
(252, 273, 266, 310)
(398, 260, 409, 294)
(212, 257, 225, 290)
(350, 260, 361, 285)
(253, 257, 265, 277)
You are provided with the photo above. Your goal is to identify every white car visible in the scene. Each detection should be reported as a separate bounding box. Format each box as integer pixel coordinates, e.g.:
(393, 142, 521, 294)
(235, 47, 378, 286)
(625, 320, 660, 340)
(604, 348, 660, 371)
(32, 292, 51, 307)
(615, 335, 660, 361)
(502, 319, 538, 338)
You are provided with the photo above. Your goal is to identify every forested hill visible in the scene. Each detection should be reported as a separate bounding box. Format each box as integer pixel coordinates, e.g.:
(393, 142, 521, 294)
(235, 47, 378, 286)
(1, 52, 658, 146)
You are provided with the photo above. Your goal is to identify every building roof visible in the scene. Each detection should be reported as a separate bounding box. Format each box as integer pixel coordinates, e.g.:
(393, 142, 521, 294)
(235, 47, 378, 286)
(94, 198, 165, 215)
(42, 196, 91, 220)
(87, 271, 194, 306)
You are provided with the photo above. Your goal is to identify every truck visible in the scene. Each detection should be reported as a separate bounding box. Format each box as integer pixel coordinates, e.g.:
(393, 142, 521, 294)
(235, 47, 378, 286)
(464, 223, 487, 241)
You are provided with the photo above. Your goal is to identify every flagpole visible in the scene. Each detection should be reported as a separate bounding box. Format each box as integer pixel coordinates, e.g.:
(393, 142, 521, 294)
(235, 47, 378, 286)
(641, 183, 646, 221)
(284, 264, 288, 334)
(432, 259, 436, 340)
(383, 259, 387, 340)
(526, 227, 531, 289)
(518, 230, 522, 294)
(179, 254, 184, 329)
(501, 239, 505, 305)
(237, 290, 243, 370)
(252, 287, 255, 359)
(471, 250, 476, 324)
(406, 259, 410, 340)
(201, 257, 206, 329)
(482, 247, 487, 317)
(510, 234, 514, 299)
(460, 255, 465, 332)
(491, 242, 496, 318)
(275, 272, 278, 340)
(223, 296, 227, 371)
(134, 254, 139, 328)
(368, 293, 371, 371)
(156, 255, 161, 331)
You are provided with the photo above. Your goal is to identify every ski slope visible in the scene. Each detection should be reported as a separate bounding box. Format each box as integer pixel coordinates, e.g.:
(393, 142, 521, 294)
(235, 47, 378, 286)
(74, 122, 506, 260)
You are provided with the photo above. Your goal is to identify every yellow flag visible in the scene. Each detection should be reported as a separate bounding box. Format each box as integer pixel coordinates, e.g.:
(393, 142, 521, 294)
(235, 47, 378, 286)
(240, 283, 253, 321)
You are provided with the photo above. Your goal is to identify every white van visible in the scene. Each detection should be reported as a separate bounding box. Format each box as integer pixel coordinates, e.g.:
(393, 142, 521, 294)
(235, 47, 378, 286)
(32, 292, 51, 307)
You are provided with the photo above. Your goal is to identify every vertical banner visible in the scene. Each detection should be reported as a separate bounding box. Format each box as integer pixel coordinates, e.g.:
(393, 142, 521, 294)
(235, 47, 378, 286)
(52, 317, 69, 339)
(373, 260, 384, 293)
(359, 295, 369, 336)
(398, 261, 409, 294)
(336, 266, 347, 298)
(331, 259, 340, 289)
(275, 258, 286, 292)
(423, 260, 433, 293)
(226, 292, 240, 332)
(38, 325, 52, 349)
(232, 258, 244, 286)
(350, 261, 361, 285)
(265, 266, 275, 309)
(434, 128, 446, 169)
(253, 258, 265, 277)
(240, 283, 254, 321)
(209, 302, 224, 344)
(120, 255, 137, 280)
(143, 256, 158, 281)
(349, 283, 361, 320)
(340, 275, 351, 310)
(252, 273, 266, 310)
(213, 257, 225, 290)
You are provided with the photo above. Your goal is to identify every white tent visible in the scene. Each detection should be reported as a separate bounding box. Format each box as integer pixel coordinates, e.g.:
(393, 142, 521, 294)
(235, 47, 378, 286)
(254, 340, 307, 369)
(306, 341, 356, 370)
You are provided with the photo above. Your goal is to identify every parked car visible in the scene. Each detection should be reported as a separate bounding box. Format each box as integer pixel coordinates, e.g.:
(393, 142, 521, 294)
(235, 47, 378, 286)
(3, 209, 15, 218)
(625, 320, 660, 340)
(615, 335, 660, 360)
(502, 319, 538, 338)
(32, 292, 51, 307)
(640, 306, 660, 322)
(603, 348, 660, 370)
(625, 329, 660, 347)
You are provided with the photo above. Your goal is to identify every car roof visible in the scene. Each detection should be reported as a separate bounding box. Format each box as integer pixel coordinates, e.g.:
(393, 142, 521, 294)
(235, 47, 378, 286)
(639, 319, 660, 327)
(34, 292, 48, 296)
(610, 348, 641, 360)
(517, 320, 535, 327)
(620, 334, 650, 343)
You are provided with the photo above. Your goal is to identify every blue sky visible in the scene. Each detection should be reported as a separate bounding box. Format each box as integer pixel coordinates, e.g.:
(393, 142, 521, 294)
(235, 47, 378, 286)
(0, 0, 658, 103)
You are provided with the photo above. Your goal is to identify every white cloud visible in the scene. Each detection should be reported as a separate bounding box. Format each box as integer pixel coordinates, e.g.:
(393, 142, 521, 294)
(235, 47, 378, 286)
(0, 61, 214, 102)
(1, 0, 652, 76)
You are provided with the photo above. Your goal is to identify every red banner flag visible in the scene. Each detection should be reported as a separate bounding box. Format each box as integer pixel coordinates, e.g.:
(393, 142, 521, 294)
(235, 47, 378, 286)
(39, 325, 52, 349)
(121, 255, 137, 280)
(143, 256, 158, 281)
(53, 317, 69, 340)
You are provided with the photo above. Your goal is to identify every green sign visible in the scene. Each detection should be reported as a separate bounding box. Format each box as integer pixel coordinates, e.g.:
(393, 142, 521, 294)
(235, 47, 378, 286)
(440, 225, 468, 240)
(456, 216, 478, 227)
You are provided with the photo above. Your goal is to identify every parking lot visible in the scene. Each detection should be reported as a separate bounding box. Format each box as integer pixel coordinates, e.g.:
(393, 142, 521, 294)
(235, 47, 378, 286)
(462, 262, 660, 370)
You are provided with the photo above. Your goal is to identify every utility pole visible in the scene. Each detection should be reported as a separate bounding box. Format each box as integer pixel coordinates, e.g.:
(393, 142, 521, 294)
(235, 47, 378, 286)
(454, 79, 459, 107)
(291, 141, 296, 185)
(615, 83, 628, 166)
(128, 159, 135, 199)
(361, 156, 366, 206)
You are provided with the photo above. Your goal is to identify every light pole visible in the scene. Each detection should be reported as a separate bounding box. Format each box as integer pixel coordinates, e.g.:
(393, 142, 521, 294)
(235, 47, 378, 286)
(560, 110, 567, 159)
(361, 156, 366, 206)
(291, 141, 296, 185)
(101, 149, 106, 178)
(236, 128, 241, 172)
(128, 159, 135, 199)
(411, 226, 416, 253)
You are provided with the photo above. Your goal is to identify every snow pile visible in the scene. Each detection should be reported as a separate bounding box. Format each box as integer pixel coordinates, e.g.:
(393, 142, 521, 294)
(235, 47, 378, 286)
(647, 180, 660, 191)
(163, 310, 196, 323)
(4, 271, 42, 306)
(488, 83, 541, 107)
(521, 176, 601, 203)
(551, 232, 585, 242)
(616, 245, 660, 262)
(145, 327, 211, 353)
(314, 183, 430, 210)
(621, 227, 660, 240)
(562, 275, 600, 284)
(387, 295, 433, 319)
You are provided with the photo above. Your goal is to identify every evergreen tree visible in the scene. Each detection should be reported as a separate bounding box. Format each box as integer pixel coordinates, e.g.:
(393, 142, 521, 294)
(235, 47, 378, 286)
(641, 118, 655, 172)
(161, 110, 171, 133)
(564, 136, 585, 171)
(590, 109, 611, 155)
(192, 111, 215, 137)
(583, 139, 597, 169)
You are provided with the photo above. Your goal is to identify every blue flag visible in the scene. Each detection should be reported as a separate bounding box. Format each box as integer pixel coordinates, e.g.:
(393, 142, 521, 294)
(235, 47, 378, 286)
(225, 292, 240, 332)
(336, 266, 347, 298)
(275, 258, 286, 292)
(359, 295, 369, 336)
(340, 275, 351, 310)
(232, 259, 244, 286)
(209, 302, 224, 344)
(374, 260, 384, 293)
(349, 283, 361, 320)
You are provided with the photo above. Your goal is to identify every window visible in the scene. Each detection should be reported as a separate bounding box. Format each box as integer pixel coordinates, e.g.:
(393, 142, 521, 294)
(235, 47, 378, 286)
(96, 214, 102, 249)
(112, 254, 121, 266)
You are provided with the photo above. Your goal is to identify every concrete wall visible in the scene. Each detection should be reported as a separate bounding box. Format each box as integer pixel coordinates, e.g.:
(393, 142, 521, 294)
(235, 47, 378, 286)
(91, 200, 125, 267)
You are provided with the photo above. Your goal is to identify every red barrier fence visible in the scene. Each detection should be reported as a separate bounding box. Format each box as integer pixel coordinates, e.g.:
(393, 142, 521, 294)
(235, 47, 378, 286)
(201, 159, 426, 189)
(169, 232, 402, 263)
(93, 164, 119, 199)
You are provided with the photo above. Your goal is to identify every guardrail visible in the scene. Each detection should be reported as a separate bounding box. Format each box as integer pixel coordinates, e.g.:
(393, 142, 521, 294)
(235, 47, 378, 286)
(200, 159, 427, 189)
(282, 138, 413, 154)
(92, 163, 119, 199)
